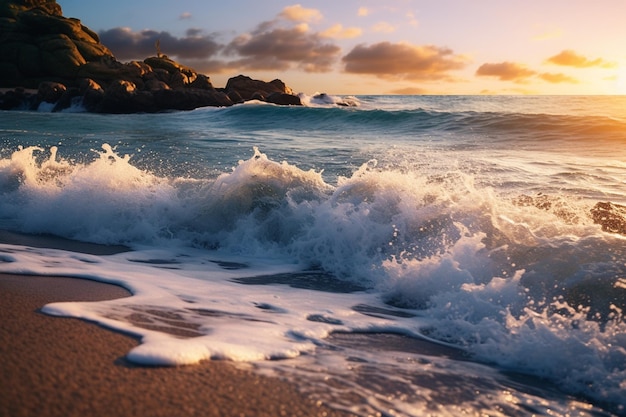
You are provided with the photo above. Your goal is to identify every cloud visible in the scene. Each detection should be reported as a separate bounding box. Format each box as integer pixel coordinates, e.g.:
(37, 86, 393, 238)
(99, 27, 221, 61)
(225, 21, 341, 72)
(179, 12, 192, 20)
(406, 11, 418, 27)
(342, 41, 469, 81)
(475, 62, 536, 82)
(320, 24, 362, 39)
(358, 7, 369, 17)
(372, 21, 396, 33)
(538, 72, 579, 84)
(279, 4, 323, 23)
(546, 50, 616, 68)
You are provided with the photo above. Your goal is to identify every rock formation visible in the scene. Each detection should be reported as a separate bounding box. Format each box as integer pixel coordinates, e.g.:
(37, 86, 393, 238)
(0, 0, 302, 112)
(0, 0, 111, 86)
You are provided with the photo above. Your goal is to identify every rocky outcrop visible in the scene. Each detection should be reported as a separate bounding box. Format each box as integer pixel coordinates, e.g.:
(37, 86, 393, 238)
(224, 75, 294, 101)
(0, 0, 302, 112)
(0, 0, 112, 87)
(220, 75, 301, 105)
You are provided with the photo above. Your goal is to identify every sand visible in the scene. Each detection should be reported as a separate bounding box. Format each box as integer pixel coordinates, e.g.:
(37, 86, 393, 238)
(0, 273, 352, 417)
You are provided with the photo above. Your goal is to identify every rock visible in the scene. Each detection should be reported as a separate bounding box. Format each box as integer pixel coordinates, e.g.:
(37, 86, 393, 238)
(144, 56, 198, 85)
(0, 87, 35, 110)
(52, 86, 79, 111)
(266, 91, 302, 106)
(0, 1, 301, 112)
(225, 75, 295, 101)
(144, 79, 170, 92)
(226, 89, 244, 104)
(0, 0, 113, 87)
(78, 78, 104, 112)
(96, 80, 156, 114)
(250, 92, 265, 101)
(152, 89, 233, 110)
(2, 0, 62, 17)
(78, 77, 103, 94)
(189, 74, 213, 90)
(516, 195, 626, 236)
(590, 202, 626, 235)
(37, 80, 66, 102)
(76, 58, 144, 87)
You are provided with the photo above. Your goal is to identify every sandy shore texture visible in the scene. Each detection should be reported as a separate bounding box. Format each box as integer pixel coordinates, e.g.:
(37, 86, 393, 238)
(0, 273, 352, 417)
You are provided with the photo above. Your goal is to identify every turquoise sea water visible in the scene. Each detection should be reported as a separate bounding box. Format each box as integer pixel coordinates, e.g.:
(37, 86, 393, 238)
(1, 95, 625, 416)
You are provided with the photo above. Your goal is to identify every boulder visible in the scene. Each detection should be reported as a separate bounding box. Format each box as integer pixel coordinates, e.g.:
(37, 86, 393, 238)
(189, 74, 213, 90)
(0, 87, 35, 110)
(225, 75, 293, 101)
(144, 56, 198, 85)
(0, 0, 113, 87)
(52, 86, 79, 111)
(37, 80, 65, 102)
(96, 80, 156, 113)
(1, 0, 62, 17)
(38, 33, 86, 77)
(143, 79, 170, 92)
(78, 78, 104, 112)
(266, 91, 302, 106)
(226, 89, 244, 104)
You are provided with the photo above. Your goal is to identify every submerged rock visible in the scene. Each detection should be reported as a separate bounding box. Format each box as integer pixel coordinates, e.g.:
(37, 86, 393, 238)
(590, 201, 626, 235)
(514, 194, 626, 236)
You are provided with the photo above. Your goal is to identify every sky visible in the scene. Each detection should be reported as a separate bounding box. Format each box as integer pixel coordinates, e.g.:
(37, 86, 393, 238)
(58, 0, 626, 95)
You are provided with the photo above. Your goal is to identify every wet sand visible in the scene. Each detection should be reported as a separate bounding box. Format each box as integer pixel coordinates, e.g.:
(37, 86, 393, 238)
(0, 273, 352, 417)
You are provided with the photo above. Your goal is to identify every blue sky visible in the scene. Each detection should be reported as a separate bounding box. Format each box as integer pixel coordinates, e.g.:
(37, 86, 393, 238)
(58, 1, 626, 95)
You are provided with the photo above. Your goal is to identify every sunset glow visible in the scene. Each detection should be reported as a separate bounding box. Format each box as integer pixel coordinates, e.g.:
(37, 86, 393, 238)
(58, 1, 626, 95)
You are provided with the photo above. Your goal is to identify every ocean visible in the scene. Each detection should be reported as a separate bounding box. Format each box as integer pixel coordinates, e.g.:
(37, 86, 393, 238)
(1, 95, 625, 416)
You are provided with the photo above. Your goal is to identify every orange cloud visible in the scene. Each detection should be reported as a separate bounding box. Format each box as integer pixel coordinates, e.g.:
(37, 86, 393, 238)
(546, 50, 616, 68)
(406, 11, 418, 27)
(343, 42, 469, 80)
(320, 24, 362, 39)
(538, 72, 578, 84)
(358, 7, 369, 17)
(475, 62, 536, 82)
(279, 4, 323, 23)
(372, 21, 396, 33)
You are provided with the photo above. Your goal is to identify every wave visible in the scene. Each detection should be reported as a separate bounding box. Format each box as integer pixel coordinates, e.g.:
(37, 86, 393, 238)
(1, 144, 625, 410)
(2, 144, 625, 315)
(205, 102, 626, 147)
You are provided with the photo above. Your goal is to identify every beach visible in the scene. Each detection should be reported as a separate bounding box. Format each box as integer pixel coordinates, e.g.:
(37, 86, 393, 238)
(0, 273, 351, 417)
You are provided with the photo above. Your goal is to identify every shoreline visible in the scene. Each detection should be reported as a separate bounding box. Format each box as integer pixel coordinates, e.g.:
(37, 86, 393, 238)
(0, 273, 351, 417)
